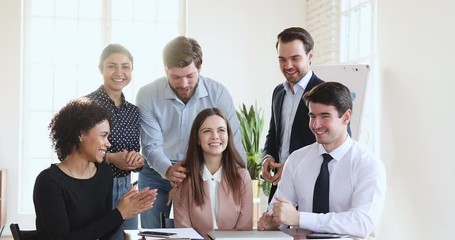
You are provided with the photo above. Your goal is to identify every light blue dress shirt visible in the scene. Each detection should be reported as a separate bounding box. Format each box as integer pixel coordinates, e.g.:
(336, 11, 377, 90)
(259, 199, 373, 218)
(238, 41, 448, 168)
(136, 75, 246, 178)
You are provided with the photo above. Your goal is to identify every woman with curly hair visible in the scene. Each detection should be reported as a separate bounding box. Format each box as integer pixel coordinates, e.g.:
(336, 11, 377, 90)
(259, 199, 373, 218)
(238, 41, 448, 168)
(173, 108, 253, 237)
(33, 97, 157, 240)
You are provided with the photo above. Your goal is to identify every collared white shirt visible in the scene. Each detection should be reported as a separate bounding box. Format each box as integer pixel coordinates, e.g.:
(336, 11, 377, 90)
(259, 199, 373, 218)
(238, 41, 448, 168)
(202, 164, 222, 229)
(270, 136, 387, 238)
(279, 70, 313, 163)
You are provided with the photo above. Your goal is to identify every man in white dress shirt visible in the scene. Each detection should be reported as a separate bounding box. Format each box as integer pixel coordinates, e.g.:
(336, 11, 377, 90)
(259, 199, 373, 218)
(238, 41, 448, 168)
(257, 82, 386, 238)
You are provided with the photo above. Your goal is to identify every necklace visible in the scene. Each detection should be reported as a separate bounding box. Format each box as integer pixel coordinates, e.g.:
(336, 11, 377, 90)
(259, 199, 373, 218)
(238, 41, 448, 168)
(67, 164, 74, 177)
(66, 163, 93, 179)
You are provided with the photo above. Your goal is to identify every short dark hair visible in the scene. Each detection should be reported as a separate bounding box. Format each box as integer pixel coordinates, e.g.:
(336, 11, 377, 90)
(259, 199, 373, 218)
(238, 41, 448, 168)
(98, 43, 134, 70)
(49, 97, 111, 161)
(163, 36, 203, 69)
(303, 82, 353, 117)
(276, 27, 314, 54)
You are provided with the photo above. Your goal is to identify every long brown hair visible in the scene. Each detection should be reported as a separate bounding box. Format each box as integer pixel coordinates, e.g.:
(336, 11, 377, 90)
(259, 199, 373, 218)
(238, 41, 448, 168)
(182, 108, 245, 207)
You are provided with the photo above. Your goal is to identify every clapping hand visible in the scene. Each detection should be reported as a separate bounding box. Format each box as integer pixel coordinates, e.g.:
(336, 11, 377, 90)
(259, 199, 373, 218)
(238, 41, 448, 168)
(117, 185, 158, 220)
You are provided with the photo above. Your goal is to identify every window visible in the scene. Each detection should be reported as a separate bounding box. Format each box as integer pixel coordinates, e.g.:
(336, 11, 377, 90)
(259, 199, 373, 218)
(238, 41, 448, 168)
(21, 0, 183, 213)
(340, 0, 375, 64)
(307, 0, 378, 152)
(340, 0, 379, 152)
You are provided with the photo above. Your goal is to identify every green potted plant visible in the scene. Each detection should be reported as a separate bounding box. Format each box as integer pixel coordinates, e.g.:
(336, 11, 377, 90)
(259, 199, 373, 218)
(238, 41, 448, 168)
(236, 103, 271, 197)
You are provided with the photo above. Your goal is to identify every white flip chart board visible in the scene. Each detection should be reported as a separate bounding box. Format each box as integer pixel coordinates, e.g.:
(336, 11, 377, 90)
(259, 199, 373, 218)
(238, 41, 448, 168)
(311, 64, 370, 140)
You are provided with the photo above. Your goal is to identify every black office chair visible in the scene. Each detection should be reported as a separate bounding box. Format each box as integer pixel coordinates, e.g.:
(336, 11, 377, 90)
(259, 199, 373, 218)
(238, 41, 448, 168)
(160, 212, 174, 228)
(9, 223, 38, 240)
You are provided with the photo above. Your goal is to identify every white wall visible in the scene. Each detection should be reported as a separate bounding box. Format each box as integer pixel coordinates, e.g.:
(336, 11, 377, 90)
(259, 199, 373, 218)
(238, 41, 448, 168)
(377, 0, 455, 238)
(186, 0, 306, 112)
(0, 0, 26, 232)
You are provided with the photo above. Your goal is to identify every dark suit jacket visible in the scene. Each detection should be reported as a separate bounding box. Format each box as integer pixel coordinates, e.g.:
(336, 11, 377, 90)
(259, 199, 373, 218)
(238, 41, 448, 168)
(263, 73, 323, 202)
(263, 73, 324, 164)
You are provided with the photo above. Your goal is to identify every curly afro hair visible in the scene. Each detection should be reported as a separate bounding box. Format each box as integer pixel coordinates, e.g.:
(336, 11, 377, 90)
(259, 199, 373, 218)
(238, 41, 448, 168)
(48, 97, 111, 161)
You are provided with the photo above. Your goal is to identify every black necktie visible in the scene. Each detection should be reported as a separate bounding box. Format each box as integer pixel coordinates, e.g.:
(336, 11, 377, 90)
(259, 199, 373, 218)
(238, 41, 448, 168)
(313, 153, 333, 214)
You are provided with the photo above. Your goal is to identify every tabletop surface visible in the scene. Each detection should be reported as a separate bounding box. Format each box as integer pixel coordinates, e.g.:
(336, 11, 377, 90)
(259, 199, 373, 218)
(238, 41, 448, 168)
(124, 228, 315, 240)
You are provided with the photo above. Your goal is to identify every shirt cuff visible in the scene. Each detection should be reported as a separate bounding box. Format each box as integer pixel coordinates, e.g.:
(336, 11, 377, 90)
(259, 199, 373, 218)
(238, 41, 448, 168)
(262, 154, 273, 165)
(299, 211, 317, 229)
(155, 162, 173, 179)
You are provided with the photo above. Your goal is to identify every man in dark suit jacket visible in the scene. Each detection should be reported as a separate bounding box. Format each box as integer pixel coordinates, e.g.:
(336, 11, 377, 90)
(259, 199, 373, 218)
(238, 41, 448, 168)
(262, 27, 324, 203)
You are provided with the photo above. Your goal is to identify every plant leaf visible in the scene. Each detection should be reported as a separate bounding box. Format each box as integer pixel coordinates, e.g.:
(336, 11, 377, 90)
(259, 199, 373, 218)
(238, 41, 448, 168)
(236, 102, 264, 180)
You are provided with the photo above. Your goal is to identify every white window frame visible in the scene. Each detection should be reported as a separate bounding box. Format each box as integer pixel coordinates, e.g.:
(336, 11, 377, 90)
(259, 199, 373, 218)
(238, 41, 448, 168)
(20, 0, 185, 217)
(340, 0, 379, 153)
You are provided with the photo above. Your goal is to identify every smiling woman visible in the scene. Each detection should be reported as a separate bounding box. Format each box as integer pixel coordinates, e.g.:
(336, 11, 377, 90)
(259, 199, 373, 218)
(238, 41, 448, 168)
(86, 44, 145, 240)
(32, 98, 157, 240)
(172, 108, 253, 237)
